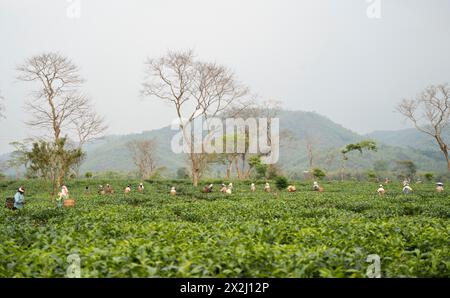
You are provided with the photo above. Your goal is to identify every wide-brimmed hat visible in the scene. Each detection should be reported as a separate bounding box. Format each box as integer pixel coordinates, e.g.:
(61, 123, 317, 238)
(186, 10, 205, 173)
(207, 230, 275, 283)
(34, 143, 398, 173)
(18, 187, 25, 192)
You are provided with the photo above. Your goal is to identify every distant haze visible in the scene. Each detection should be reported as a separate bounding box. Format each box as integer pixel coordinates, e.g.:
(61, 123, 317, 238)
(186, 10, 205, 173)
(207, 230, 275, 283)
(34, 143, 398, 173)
(1, 0, 449, 154)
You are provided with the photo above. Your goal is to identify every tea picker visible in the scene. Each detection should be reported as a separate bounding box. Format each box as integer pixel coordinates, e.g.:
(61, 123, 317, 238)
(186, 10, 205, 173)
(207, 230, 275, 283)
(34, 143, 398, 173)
(4, 187, 26, 210)
(138, 183, 145, 193)
(170, 186, 177, 196)
(8, 186, 26, 210)
(402, 182, 413, 194)
(377, 184, 385, 196)
(220, 183, 228, 193)
(57, 185, 69, 208)
(203, 184, 213, 193)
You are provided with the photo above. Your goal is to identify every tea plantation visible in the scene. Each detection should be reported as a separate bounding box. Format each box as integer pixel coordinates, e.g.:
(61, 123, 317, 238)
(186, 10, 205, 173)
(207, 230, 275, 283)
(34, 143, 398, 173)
(0, 180, 449, 277)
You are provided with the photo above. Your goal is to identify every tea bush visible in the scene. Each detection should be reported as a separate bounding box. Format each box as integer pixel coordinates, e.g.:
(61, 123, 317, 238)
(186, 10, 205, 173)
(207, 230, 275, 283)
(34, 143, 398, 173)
(0, 179, 449, 277)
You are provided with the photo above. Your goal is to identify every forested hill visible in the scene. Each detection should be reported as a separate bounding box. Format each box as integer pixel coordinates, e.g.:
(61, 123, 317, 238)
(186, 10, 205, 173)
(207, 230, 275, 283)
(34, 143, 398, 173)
(78, 110, 446, 176)
(1, 110, 446, 177)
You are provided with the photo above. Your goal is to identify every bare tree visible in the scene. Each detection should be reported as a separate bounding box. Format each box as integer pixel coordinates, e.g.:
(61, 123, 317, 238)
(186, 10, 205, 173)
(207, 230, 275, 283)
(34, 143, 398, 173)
(258, 99, 283, 148)
(72, 110, 107, 148)
(397, 84, 450, 170)
(142, 49, 249, 186)
(127, 139, 158, 179)
(17, 52, 107, 187)
(221, 99, 286, 180)
(305, 134, 319, 179)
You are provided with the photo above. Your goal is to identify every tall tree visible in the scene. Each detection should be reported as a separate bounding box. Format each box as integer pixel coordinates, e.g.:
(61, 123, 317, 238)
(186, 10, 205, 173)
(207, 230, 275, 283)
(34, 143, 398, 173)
(141, 49, 249, 186)
(26, 138, 84, 196)
(16, 53, 106, 186)
(127, 139, 158, 179)
(340, 140, 378, 181)
(397, 84, 450, 170)
(394, 160, 417, 181)
(305, 134, 319, 179)
(218, 99, 284, 180)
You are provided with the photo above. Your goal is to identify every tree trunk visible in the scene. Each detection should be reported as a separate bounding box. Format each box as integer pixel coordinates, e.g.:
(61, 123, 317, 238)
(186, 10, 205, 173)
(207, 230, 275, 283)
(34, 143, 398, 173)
(443, 148, 450, 171)
(226, 160, 232, 179)
(340, 158, 346, 182)
(435, 136, 450, 171)
(234, 157, 242, 180)
(191, 155, 200, 187)
(192, 170, 200, 187)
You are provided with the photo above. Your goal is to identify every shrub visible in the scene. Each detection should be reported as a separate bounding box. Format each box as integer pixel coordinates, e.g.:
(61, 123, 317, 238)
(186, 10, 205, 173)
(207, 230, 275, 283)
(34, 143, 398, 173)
(312, 168, 326, 180)
(275, 176, 289, 190)
(424, 172, 434, 182)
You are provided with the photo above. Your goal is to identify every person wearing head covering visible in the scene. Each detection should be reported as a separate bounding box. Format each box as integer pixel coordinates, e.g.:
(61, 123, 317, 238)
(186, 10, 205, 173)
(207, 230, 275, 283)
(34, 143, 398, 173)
(251, 183, 256, 192)
(264, 182, 271, 193)
(105, 184, 114, 194)
(203, 184, 213, 193)
(287, 185, 297, 192)
(98, 185, 105, 195)
(57, 185, 69, 208)
(436, 182, 444, 193)
(124, 184, 132, 194)
(313, 181, 320, 191)
(220, 183, 228, 193)
(377, 184, 385, 196)
(225, 186, 232, 195)
(402, 183, 413, 194)
(170, 186, 177, 196)
(138, 183, 144, 193)
(14, 187, 25, 210)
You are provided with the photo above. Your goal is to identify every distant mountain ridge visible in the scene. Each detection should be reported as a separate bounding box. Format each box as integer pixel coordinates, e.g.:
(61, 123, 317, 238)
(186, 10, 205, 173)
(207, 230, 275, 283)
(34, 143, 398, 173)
(1, 110, 447, 177)
(365, 127, 449, 152)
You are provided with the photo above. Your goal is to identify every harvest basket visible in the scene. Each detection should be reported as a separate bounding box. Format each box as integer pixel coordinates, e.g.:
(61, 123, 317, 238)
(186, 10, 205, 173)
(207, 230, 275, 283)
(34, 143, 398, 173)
(63, 199, 75, 207)
(5, 197, 14, 209)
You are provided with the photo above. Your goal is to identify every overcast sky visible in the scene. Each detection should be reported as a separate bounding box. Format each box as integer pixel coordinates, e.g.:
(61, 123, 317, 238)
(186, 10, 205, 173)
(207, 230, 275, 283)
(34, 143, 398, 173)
(1, 0, 449, 154)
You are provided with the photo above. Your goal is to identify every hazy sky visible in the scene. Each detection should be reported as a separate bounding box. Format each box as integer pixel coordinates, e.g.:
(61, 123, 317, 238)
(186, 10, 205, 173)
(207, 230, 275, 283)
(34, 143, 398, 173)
(1, 0, 450, 154)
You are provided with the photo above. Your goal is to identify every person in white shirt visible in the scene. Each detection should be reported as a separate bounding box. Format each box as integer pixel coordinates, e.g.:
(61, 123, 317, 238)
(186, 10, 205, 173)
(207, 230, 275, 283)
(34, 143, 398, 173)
(377, 184, 385, 196)
(170, 186, 177, 196)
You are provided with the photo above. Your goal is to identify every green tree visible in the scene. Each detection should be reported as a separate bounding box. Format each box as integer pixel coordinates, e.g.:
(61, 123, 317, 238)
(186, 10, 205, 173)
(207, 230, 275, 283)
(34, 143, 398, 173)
(394, 160, 417, 180)
(340, 140, 378, 181)
(424, 172, 434, 182)
(275, 176, 289, 190)
(26, 138, 84, 197)
(248, 155, 268, 179)
(312, 168, 326, 180)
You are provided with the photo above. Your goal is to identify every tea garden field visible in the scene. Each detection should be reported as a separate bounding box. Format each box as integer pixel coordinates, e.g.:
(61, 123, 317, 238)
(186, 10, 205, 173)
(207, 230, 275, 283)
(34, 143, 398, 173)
(0, 179, 449, 278)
